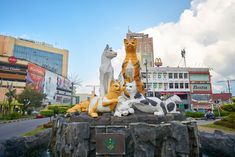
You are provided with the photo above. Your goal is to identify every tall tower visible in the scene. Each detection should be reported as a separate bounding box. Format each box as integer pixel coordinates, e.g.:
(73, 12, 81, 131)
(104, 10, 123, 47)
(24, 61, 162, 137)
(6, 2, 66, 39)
(126, 29, 154, 68)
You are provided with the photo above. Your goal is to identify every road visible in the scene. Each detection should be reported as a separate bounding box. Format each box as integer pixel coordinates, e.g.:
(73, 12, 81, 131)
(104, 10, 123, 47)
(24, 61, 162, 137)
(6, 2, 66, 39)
(196, 119, 220, 125)
(0, 117, 51, 141)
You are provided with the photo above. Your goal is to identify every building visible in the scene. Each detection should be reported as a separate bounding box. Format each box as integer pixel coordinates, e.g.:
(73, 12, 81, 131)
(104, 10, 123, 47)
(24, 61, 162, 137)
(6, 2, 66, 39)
(141, 66, 212, 110)
(126, 30, 154, 67)
(0, 35, 72, 105)
(0, 35, 68, 77)
(212, 93, 232, 105)
(141, 66, 191, 109)
(188, 68, 212, 110)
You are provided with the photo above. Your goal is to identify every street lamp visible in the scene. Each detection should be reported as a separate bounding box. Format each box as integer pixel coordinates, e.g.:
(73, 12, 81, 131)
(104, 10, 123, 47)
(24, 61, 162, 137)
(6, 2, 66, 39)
(144, 59, 148, 93)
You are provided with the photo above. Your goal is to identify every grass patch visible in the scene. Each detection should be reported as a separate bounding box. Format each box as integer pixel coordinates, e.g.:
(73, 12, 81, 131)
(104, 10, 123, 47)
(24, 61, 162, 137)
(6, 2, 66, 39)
(21, 125, 45, 137)
(200, 123, 235, 132)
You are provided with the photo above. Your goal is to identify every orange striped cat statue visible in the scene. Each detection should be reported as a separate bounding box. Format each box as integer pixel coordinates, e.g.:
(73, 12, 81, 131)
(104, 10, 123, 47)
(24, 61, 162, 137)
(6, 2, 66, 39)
(121, 38, 144, 94)
(88, 80, 123, 118)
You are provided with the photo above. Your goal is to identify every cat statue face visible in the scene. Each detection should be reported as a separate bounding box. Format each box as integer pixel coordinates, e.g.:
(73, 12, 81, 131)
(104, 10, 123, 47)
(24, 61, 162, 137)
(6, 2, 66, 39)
(125, 81, 137, 99)
(124, 38, 137, 52)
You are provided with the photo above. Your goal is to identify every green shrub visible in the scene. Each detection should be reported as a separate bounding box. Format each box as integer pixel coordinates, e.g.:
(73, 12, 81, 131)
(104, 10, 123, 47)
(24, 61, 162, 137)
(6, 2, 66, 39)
(58, 107, 68, 114)
(214, 112, 235, 129)
(0, 112, 21, 120)
(213, 110, 230, 117)
(185, 111, 204, 118)
(40, 109, 53, 117)
(48, 104, 70, 110)
(47, 104, 70, 114)
(221, 104, 235, 112)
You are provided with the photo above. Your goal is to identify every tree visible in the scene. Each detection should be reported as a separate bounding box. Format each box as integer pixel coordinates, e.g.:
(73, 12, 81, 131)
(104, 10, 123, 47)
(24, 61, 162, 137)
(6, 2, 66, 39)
(5, 83, 17, 115)
(17, 86, 46, 115)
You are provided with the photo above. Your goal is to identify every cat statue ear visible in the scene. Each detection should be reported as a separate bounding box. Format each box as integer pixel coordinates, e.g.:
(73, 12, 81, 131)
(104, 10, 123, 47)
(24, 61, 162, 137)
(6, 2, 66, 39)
(105, 44, 109, 51)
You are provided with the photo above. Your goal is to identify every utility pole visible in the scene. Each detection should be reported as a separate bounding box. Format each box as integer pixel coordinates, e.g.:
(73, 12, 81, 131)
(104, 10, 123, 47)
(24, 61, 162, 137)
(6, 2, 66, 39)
(144, 59, 148, 94)
(217, 79, 235, 104)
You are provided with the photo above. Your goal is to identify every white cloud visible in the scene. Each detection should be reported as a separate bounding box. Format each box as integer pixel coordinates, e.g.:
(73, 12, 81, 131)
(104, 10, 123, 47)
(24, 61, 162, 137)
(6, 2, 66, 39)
(141, 0, 235, 93)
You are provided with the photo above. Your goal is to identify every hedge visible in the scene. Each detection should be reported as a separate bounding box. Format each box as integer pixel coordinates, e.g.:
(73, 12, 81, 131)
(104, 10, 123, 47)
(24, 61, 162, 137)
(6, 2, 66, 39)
(185, 111, 204, 118)
(0, 112, 21, 120)
(40, 109, 53, 117)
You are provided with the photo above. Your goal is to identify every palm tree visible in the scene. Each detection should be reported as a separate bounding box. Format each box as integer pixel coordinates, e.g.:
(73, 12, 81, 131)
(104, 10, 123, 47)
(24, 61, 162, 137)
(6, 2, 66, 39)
(5, 83, 17, 115)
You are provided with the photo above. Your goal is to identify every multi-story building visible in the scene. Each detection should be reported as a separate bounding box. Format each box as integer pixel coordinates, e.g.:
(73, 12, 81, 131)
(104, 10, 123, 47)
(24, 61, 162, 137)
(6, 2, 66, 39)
(141, 66, 191, 109)
(0, 35, 68, 77)
(126, 30, 154, 67)
(141, 67, 212, 110)
(0, 35, 72, 105)
(189, 68, 212, 110)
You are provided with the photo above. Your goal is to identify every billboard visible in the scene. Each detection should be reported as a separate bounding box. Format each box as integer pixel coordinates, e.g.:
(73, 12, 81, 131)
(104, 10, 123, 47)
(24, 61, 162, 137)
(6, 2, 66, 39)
(26, 63, 45, 92)
(44, 70, 57, 103)
(57, 75, 72, 91)
(191, 84, 211, 92)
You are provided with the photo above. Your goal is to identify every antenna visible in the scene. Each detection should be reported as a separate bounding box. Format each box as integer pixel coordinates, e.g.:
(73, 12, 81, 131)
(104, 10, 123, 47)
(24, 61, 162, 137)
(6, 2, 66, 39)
(178, 48, 186, 67)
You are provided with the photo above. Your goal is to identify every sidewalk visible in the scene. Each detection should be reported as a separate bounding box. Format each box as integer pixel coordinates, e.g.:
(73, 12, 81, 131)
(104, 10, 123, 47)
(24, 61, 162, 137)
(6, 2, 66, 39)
(0, 117, 35, 125)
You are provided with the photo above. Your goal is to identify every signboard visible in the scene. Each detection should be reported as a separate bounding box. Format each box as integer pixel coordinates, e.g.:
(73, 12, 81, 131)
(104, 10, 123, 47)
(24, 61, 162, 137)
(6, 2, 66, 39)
(26, 63, 45, 92)
(44, 70, 57, 103)
(8, 56, 17, 64)
(191, 84, 211, 92)
(96, 133, 125, 155)
(57, 75, 72, 91)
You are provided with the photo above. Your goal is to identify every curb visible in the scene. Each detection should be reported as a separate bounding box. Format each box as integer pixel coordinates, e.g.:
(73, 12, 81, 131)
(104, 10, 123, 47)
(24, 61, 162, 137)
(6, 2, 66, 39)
(0, 117, 35, 125)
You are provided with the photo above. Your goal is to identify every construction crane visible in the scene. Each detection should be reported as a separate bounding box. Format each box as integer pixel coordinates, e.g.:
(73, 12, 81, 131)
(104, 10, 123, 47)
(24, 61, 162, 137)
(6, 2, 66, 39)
(217, 79, 235, 103)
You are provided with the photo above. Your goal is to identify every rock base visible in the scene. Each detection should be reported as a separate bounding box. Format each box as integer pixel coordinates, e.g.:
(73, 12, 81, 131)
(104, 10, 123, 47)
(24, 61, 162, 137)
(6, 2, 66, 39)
(50, 113, 199, 157)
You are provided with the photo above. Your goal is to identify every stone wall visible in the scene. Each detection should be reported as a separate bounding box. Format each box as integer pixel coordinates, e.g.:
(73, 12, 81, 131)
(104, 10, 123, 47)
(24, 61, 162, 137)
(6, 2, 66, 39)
(50, 115, 200, 157)
(199, 130, 235, 157)
(0, 128, 51, 157)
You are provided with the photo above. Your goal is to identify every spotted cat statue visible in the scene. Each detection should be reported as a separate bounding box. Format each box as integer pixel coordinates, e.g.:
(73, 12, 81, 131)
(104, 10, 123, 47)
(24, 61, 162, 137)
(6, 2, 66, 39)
(114, 96, 135, 117)
(125, 81, 181, 115)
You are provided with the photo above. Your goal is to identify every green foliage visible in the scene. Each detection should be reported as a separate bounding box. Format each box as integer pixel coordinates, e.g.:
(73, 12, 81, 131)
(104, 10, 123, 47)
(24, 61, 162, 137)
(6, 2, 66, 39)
(21, 125, 45, 137)
(0, 112, 21, 120)
(213, 109, 230, 117)
(221, 104, 235, 112)
(17, 87, 46, 115)
(185, 111, 204, 118)
(40, 109, 53, 117)
(47, 104, 70, 114)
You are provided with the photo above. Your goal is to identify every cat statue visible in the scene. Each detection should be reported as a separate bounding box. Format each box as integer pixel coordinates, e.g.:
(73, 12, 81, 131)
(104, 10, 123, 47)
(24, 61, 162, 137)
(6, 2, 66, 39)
(125, 81, 181, 115)
(114, 96, 134, 117)
(88, 80, 123, 118)
(121, 38, 144, 94)
(99, 44, 117, 96)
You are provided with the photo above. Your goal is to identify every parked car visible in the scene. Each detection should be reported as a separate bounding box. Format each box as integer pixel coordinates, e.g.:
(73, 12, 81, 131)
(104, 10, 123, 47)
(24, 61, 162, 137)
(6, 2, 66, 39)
(36, 114, 44, 119)
(32, 111, 39, 115)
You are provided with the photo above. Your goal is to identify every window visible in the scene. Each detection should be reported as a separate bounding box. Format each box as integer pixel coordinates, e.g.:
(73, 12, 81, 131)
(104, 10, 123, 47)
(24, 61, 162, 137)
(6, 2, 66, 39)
(158, 73, 161, 78)
(169, 83, 173, 89)
(174, 73, 178, 79)
(180, 83, 184, 88)
(159, 83, 163, 89)
(179, 73, 183, 79)
(169, 73, 173, 79)
(163, 73, 167, 79)
(141, 72, 146, 78)
(184, 73, 188, 79)
(175, 83, 179, 89)
(185, 83, 189, 88)
(164, 83, 167, 90)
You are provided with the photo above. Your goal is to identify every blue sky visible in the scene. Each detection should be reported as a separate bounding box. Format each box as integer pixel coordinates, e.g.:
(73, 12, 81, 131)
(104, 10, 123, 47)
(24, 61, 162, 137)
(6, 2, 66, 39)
(1, 0, 235, 95)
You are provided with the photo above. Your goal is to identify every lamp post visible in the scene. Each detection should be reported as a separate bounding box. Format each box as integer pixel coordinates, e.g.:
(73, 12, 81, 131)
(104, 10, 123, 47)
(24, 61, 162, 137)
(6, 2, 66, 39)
(70, 82, 74, 105)
(144, 59, 148, 94)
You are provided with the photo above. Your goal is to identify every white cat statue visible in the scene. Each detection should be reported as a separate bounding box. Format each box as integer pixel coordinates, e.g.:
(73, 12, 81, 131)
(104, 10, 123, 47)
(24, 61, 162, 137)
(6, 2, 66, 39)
(114, 96, 134, 117)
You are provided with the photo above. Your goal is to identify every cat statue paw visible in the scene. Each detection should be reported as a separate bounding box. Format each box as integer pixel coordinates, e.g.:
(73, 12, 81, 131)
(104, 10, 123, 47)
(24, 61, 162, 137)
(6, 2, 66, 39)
(114, 96, 134, 117)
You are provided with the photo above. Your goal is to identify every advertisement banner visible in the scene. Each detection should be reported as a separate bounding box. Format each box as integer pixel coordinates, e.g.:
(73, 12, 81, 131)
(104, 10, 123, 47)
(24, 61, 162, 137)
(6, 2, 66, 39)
(57, 75, 72, 91)
(26, 63, 45, 92)
(44, 70, 57, 102)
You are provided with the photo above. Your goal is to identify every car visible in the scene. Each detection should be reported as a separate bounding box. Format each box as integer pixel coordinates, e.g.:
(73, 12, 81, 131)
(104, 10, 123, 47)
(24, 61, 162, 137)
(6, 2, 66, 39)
(36, 114, 44, 119)
(32, 111, 39, 115)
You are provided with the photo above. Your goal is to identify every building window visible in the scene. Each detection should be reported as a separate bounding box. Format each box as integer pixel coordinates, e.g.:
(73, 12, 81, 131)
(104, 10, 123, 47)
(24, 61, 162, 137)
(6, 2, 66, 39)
(174, 73, 178, 79)
(164, 83, 167, 90)
(141, 72, 146, 78)
(159, 83, 163, 89)
(169, 83, 173, 89)
(179, 73, 183, 79)
(169, 73, 173, 79)
(180, 83, 184, 88)
(184, 73, 188, 79)
(185, 83, 189, 88)
(158, 73, 161, 78)
(175, 83, 179, 89)
(163, 73, 167, 79)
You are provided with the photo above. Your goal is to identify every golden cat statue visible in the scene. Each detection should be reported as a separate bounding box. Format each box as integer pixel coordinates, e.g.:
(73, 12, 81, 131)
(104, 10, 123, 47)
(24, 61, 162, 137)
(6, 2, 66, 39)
(67, 100, 90, 113)
(88, 80, 123, 118)
(121, 38, 144, 94)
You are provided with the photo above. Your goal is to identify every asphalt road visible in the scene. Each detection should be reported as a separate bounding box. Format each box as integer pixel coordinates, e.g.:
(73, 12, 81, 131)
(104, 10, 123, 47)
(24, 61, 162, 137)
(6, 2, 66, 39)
(0, 117, 51, 141)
